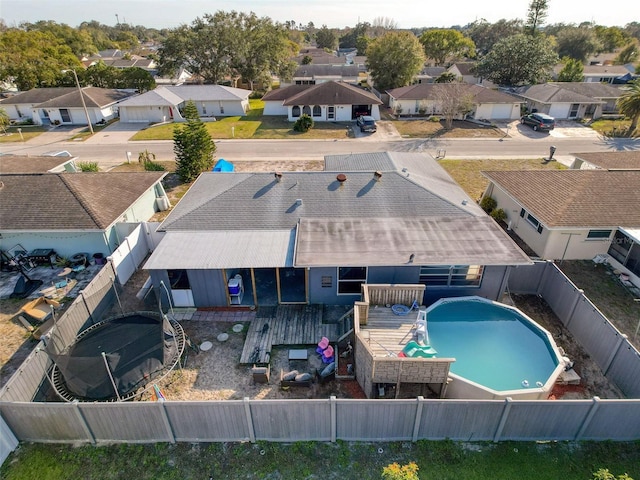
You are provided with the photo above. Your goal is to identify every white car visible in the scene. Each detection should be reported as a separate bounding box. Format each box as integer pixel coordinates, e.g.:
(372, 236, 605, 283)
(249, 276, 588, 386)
(42, 150, 73, 157)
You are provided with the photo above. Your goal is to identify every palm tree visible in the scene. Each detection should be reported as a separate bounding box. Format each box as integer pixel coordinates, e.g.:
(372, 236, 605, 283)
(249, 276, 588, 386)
(0, 107, 9, 135)
(617, 79, 640, 136)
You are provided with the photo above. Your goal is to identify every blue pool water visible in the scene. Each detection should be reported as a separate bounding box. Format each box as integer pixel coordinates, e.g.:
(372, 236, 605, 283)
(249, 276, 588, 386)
(426, 298, 559, 392)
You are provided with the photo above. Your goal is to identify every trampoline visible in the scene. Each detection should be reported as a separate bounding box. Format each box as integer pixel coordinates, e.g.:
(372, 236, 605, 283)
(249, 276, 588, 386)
(45, 311, 186, 402)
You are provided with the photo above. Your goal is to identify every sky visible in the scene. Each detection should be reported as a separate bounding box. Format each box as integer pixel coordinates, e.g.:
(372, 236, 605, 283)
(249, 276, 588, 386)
(1, 0, 638, 30)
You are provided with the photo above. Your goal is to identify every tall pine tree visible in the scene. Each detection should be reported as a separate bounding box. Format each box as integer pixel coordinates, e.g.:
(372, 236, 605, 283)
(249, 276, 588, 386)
(173, 101, 216, 182)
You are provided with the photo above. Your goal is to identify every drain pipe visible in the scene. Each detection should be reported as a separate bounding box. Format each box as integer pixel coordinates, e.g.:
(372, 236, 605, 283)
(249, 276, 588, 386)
(159, 280, 174, 316)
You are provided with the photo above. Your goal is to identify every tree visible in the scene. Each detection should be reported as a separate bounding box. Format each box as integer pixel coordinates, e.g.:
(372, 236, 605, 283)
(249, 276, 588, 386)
(555, 27, 600, 62)
(339, 22, 369, 49)
(615, 42, 639, 65)
(0, 28, 82, 90)
(382, 462, 419, 480)
(419, 29, 475, 66)
(592, 468, 634, 480)
(595, 26, 630, 52)
(315, 25, 337, 50)
(525, 0, 549, 36)
(301, 55, 313, 65)
(436, 83, 474, 129)
(435, 72, 457, 83)
(0, 107, 9, 134)
(557, 57, 584, 82)
(617, 79, 640, 136)
(118, 67, 156, 92)
(174, 101, 216, 182)
(465, 18, 523, 56)
(355, 35, 371, 56)
(366, 31, 426, 91)
(371, 17, 398, 37)
(22, 20, 97, 56)
(474, 33, 558, 86)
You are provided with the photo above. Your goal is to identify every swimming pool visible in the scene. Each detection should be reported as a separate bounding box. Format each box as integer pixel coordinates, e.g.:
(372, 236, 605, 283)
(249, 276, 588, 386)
(426, 296, 564, 400)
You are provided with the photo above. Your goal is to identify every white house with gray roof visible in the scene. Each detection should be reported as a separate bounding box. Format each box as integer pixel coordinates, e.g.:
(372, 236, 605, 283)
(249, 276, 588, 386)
(117, 85, 251, 123)
(143, 152, 531, 308)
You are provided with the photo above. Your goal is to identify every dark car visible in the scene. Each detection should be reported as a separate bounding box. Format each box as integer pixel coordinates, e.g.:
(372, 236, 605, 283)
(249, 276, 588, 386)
(520, 112, 555, 131)
(356, 115, 377, 133)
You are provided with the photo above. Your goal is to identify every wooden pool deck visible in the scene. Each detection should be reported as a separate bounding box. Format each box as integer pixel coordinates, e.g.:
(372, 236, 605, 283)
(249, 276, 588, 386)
(359, 306, 418, 357)
(239, 305, 341, 365)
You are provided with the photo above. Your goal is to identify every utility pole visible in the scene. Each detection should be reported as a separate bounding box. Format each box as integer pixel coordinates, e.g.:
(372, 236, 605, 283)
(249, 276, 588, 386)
(70, 69, 94, 135)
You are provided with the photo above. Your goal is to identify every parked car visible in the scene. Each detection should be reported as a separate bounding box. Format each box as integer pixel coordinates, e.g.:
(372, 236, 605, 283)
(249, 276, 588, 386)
(42, 150, 73, 157)
(520, 113, 555, 131)
(356, 115, 377, 133)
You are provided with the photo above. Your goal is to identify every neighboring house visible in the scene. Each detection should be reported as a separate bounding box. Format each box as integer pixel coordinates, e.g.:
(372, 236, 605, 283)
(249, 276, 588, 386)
(143, 151, 531, 308)
(581, 64, 633, 84)
(446, 62, 494, 87)
(481, 169, 640, 283)
(154, 67, 192, 87)
(118, 85, 251, 123)
(0, 155, 78, 173)
(0, 172, 170, 257)
(281, 65, 361, 87)
(262, 81, 382, 121)
(570, 151, 640, 170)
(513, 82, 623, 119)
(413, 66, 446, 84)
(387, 83, 521, 120)
(0, 87, 135, 126)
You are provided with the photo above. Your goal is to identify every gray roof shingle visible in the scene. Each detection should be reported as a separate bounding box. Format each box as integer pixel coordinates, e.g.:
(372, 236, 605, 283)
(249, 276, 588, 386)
(281, 81, 382, 106)
(387, 84, 519, 104)
(573, 151, 640, 170)
(0, 172, 166, 230)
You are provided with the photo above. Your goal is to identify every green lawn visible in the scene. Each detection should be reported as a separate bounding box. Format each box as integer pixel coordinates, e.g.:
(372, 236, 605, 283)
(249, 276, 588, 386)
(2, 440, 638, 479)
(589, 118, 635, 137)
(0, 126, 47, 143)
(131, 105, 351, 141)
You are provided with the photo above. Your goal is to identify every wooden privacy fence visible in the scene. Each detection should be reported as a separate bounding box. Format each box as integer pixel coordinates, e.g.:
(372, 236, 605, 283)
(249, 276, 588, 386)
(0, 396, 639, 444)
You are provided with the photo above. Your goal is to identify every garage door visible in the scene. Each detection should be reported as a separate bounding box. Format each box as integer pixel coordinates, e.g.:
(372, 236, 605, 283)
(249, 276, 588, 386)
(490, 104, 514, 119)
(120, 107, 149, 123)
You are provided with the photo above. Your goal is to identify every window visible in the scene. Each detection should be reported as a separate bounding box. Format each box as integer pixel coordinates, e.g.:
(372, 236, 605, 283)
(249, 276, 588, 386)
(167, 269, 190, 290)
(292, 106, 301, 117)
(526, 213, 544, 233)
(420, 265, 484, 287)
(312, 105, 321, 117)
(337, 267, 367, 294)
(302, 105, 311, 116)
(587, 230, 612, 240)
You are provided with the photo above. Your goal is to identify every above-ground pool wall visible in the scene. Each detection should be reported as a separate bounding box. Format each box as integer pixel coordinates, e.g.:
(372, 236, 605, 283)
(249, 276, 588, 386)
(422, 265, 510, 305)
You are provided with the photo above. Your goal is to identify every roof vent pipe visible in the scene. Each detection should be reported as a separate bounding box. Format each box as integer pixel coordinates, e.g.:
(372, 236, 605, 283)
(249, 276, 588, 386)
(296, 198, 303, 206)
(373, 171, 382, 182)
(336, 173, 347, 183)
(274, 172, 283, 182)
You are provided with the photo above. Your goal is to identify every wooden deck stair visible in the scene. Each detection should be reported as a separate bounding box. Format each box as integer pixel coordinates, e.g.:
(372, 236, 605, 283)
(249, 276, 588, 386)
(239, 305, 340, 365)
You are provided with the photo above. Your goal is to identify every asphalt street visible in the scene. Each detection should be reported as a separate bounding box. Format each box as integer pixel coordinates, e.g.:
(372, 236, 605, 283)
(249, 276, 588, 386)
(2, 124, 639, 169)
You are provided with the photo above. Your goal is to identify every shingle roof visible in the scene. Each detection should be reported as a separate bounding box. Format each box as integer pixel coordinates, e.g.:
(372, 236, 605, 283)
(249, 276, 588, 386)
(573, 151, 640, 170)
(387, 83, 519, 104)
(0, 172, 166, 230)
(483, 170, 640, 228)
(0, 156, 74, 173)
(117, 87, 183, 107)
(262, 85, 310, 101)
(282, 81, 381, 106)
(0, 87, 77, 105)
(548, 82, 622, 99)
(512, 84, 603, 104)
(37, 88, 135, 108)
(582, 65, 630, 75)
(293, 64, 360, 78)
(166, 85, 251, 101)
(450, 62, 476, 76)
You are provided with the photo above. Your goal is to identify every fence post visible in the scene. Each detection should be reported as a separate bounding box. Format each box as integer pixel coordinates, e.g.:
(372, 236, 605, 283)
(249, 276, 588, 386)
(574, 397, 600, 440)
(412, 396, 424, 442)
(158, 402, 176, 443)
(603, 334, 628, 375)
(535, 260, 554, 296)
(79, 290, 94, 324)
(493, 397, 513, 442)
(243, 397, 256, 443)
(564, 290, 584, 328)
(73, 401, 96, 445)
(330, 396, 337, 443)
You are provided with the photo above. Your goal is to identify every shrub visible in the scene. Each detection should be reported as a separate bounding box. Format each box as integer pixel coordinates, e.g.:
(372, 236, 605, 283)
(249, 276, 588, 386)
(293, 114, 313, 132)
(490, 208, 507, 223)
(382, 462, 419, 480)
(144, 161, 165, 171)
(429, 115, 441, 122)
(479, 196, 497, 213)
(77, 161, 99, 172)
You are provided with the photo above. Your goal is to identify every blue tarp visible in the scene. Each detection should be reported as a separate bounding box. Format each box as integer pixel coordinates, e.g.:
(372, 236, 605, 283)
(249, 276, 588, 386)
(213, 158, 234, 172)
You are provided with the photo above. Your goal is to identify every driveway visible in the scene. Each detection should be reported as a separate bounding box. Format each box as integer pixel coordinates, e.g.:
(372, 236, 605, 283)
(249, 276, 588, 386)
(84, 121, 147, 144)
(501, 120, 601, 140)
(351, 120, 402, 141)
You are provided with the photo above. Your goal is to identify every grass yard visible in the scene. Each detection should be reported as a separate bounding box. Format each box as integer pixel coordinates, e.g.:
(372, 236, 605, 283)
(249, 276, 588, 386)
(439, 158, 566, 202)
(130, 98, 350, 141)
(393, 119, 505, 138)
(0, 126, 47, 143)
(589, 118, 634, 137)
(2, 440, 639, 479)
